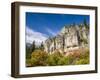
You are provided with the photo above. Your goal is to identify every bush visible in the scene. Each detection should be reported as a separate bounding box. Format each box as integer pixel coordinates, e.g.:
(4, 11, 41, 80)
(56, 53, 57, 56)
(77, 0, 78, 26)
(26, 48, 89, 67)
(46, 55, 58, 66)
(31, 50, 48, 66)
(46, 50, 75, 66)
(58, 56, 71, 65)
(75, 48, 89, 65)
(46, 50, 63, 66)
(75, 58, 89, 65)
(26, 59, 32, 67)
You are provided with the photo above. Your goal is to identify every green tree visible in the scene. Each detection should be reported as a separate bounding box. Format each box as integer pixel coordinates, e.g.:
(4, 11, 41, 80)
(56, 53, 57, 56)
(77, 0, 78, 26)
(26, 45, 31, 59)
(31, 41, 36, 52)
(83, 18, 89, 29)
(83, 18, 87, 26)
(40, 42, 44, 50)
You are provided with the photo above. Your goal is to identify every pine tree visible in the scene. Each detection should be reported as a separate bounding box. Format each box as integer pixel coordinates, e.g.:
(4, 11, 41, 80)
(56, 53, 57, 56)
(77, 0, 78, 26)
(40, 42, 44, 50)
(31, 41, 35, 52)
(83, 18, 87, 27)
(83, 18, 89, 29)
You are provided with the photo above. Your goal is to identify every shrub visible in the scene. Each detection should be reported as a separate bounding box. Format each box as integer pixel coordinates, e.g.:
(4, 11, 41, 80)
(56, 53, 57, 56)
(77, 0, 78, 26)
(46, 51, 62, 66)
(27, 48, 89, 66)
(75, 58, 89, 65)
(31, 50, 48, 66)
(26, 59, 32, 67)
(57, 56, 72, 65)
(75, 48, 89, 65)
(46, 55, 58, 66)
(46, 50, 75, 66)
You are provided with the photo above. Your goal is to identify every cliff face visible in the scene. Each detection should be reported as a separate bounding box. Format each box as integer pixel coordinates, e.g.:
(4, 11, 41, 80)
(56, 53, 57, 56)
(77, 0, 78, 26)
(44, 24, 89, 54)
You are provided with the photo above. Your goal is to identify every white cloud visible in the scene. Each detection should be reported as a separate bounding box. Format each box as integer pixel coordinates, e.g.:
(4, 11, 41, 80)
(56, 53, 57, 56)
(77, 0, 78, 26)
(26, 27, 48, 45)
(46, 27, 56, 36)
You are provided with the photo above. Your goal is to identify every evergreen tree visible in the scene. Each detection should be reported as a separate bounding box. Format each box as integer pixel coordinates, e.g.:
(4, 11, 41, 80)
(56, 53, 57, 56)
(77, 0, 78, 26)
(40, 42, 44, 50)
(26, 45, 31, 59)
(31, 41, 35, 52)
(83, 18, 89, 29)
(62, 35, 65, 53)
(83, 18, 87, 27)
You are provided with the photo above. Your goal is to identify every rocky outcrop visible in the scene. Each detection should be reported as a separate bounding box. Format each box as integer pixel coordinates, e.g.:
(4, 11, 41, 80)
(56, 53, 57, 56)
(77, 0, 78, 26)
(44, 24, 89, 54)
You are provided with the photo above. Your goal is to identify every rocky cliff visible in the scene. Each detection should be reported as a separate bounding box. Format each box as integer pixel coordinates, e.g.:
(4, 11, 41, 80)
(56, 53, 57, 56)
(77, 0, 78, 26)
(44, 24, 89, 54)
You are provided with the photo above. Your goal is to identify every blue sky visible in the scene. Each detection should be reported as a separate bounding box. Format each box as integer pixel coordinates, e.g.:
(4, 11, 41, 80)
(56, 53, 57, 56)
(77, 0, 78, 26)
(26, 12, 89, 44)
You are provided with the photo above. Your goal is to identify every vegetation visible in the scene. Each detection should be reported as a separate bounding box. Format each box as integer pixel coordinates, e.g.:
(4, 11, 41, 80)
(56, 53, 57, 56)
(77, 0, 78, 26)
(26, 45, 89, 67)
(83, 18, 89, 29)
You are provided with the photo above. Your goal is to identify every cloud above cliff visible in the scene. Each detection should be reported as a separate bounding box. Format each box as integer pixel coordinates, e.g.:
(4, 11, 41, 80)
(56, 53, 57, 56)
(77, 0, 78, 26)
(46, 27, 57, 36)
(26, 27, 48, 45)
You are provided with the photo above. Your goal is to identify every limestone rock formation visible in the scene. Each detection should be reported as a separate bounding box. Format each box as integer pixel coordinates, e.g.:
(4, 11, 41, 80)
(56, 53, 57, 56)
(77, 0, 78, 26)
(44, 24, 89, 54)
